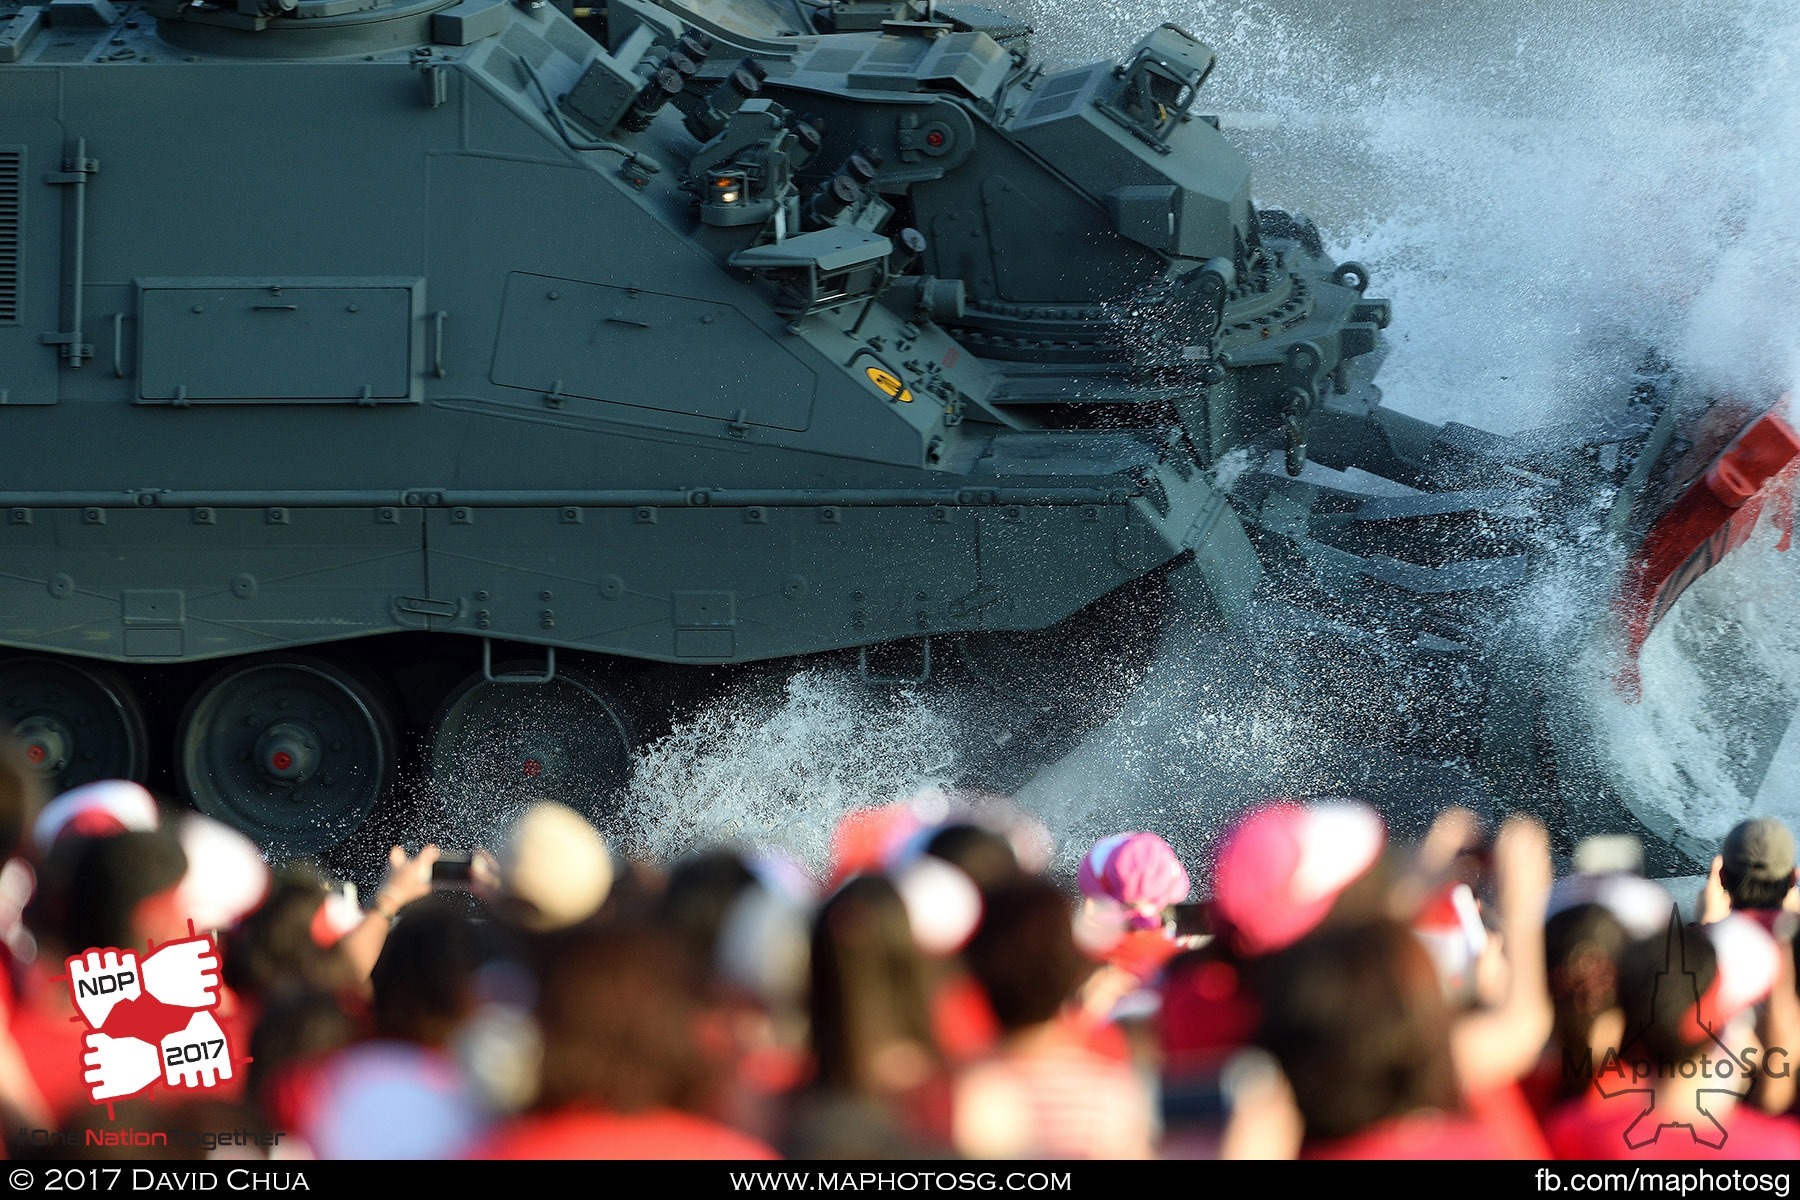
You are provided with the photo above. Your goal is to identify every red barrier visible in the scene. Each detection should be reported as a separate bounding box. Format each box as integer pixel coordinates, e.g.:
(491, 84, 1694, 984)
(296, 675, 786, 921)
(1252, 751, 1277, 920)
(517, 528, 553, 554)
(1614, 405, 1800, 700)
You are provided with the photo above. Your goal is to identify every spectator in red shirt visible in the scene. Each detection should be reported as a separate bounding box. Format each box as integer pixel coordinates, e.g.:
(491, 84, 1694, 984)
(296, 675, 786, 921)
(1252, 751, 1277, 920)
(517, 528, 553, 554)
(1251, 916, 1516, 1158)
(781, 872, 956, 1158)
(471, 919, 779, 1160)
(1546, 916, 1800, 1159)
(952, 878, 1157, 1159)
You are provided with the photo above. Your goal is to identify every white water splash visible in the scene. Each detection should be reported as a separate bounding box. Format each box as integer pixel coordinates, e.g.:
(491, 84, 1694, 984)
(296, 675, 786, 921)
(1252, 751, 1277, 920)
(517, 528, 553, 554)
(617, 670, 960, 876)
(598, 1, 1800, 877)
(1015, 0, 1800, 871)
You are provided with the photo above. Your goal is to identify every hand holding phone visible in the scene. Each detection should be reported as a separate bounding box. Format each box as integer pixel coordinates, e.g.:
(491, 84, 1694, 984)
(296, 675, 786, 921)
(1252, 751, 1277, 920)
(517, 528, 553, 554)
(431, 853, 474, 886)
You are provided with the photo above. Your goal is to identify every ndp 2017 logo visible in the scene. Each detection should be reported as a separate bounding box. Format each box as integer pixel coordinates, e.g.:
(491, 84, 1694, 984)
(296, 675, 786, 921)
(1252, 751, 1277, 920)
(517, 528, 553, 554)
(63, 926, 240, 1107)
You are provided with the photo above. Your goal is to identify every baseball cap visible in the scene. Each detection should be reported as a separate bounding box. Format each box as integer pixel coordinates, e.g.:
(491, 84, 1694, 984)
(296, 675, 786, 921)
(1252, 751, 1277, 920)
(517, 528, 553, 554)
(34, 779, 159, 854)
(497, 801, 614, 930)
(1721, 818, 1796, 884)
(173, 814, 271, 934)
(1211, 799, 1386, 957)
(891, 855, 983, 956)
(1547, 871, 1677, 939)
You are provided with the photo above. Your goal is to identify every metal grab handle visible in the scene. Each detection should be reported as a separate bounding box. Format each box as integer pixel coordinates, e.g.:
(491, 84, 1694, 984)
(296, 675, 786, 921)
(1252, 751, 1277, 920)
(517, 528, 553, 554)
(482, 639, 557, 685)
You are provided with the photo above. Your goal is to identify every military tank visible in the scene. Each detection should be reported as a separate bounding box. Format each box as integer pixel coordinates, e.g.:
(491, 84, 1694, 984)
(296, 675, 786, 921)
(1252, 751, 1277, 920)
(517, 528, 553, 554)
(0, 0, 1789, 863)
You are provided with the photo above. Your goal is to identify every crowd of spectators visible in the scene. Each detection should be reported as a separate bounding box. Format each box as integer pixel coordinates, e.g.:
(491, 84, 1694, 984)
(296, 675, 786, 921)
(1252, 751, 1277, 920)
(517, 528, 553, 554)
(0, 728, 1796, 1161)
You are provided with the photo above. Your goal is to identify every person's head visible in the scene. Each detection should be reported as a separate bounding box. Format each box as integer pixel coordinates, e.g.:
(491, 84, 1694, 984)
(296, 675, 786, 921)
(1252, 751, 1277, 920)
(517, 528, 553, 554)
(370, 894, 515, 1048)
(961, 877, 1092, 1034)
(658, 848, 757, 965)
(1077, 830, 1190, 931)
(1542, 901, 1633, 1095)
(921, 823, 1023, 894)
(529, 919, 719, 1114)
(1615, 922, 1719, 1071)
(1719, 818, 1797, 911)
(494, 801, 615, 931)
(1209, 799, 1389, 960)
(222, 870, 359, 1002)
(808, 873, 940, 1095)
(1254, 918, 1460, 1142)
(246, 985, 365, 1128)
(1613, 914, 1780, 1075)
(32, 779, 158, 857)
(31, 827, 186, 956)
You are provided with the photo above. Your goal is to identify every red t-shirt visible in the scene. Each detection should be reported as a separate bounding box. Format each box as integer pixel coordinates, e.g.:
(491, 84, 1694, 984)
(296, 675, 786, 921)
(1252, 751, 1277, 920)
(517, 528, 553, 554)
(1305, 1111, 1516, 1159)
(1158, 955, 1260, 1075)
(1466, 1081, 1553, 1159)
(10, 972, 90, 1121)
(471, 1106, 781, 1160)
(1101, 930, 1183, 985)
(1546, 1092, 1800, 1159)
(932, 972, 1000, 1066)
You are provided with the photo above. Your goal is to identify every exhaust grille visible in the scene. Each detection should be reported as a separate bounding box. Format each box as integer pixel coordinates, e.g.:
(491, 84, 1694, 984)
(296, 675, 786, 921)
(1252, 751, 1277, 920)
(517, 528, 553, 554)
(0, 149, 19, 323)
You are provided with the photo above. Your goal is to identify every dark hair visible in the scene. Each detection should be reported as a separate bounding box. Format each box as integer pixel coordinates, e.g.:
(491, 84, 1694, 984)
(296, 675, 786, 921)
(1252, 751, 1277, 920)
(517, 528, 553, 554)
(1254, 918, 1461, 1141)
(807, 874, 940, 1094)
(923, 824, 1022, 894)
(1719, 864, 1796, 912)
(1543, 903, 1632, 1100)
(245, 985, 363, 1122)
(531, 919, 718, 1113)
(961, 877, 1091, 1033)
(658, 849, 757, 966)
(1616, 922, 1719, 1070)
(370, 895, 513, 1047)
(222, 872, 357, 1001)
(34, 829, 185, 955)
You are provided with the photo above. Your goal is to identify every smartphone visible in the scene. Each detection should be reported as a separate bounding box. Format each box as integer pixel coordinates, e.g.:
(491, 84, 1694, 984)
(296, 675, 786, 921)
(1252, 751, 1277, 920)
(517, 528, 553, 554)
(1416, 881, 1488, 1005)
(431, 853, 474, 886)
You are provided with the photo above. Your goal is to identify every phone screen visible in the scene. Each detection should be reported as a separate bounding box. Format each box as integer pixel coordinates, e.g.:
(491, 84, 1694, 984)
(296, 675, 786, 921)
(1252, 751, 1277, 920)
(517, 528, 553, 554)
(431, 855, 474, 885)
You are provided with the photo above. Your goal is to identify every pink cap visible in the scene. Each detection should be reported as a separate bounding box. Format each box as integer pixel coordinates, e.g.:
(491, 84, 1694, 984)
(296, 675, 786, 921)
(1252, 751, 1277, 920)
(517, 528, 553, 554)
(1211, 800, 1386, 957)
(1077, 833, 1132, 900)
(1079, 832, 1190, 931)
(1104, 833, 1190, 909)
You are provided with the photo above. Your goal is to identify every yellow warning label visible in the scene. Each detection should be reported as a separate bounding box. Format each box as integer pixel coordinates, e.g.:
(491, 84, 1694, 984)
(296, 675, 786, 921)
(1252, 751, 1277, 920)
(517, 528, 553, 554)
(865, 366, 913, 402)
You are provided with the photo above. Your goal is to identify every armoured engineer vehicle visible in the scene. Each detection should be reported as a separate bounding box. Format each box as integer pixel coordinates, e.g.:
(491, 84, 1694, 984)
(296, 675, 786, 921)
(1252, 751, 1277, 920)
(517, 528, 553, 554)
(0, 0, 1792, 862)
